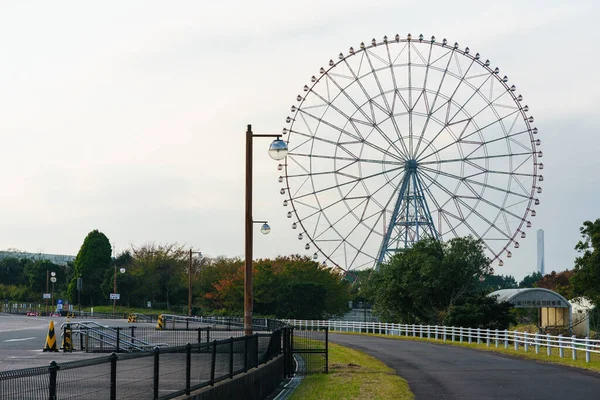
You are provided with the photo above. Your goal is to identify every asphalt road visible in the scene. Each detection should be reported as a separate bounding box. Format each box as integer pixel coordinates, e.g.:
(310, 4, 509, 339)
(330, 333, 600, 400)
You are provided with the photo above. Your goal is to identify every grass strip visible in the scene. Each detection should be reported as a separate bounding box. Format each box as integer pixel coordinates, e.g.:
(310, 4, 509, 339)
(336, 331, 600, 373)
(289, 342, 413, 400)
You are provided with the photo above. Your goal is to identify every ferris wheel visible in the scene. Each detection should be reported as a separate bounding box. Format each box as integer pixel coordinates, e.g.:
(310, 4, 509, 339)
(279, 33, 542, 272)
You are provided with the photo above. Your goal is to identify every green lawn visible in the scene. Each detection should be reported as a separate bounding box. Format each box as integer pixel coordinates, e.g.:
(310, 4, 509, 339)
(289, 342, 413, 400)
(337, 331, 600, 373)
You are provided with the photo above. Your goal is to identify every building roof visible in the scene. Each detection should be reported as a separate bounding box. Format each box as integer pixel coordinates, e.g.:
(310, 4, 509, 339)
(488, 288, 571, 308)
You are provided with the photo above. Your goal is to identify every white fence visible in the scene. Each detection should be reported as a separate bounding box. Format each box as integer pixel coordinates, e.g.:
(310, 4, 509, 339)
(284, 320, 600, 363)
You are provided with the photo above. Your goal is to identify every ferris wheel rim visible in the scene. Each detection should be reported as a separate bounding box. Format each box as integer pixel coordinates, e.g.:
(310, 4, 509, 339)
(282, 34, 541, 272)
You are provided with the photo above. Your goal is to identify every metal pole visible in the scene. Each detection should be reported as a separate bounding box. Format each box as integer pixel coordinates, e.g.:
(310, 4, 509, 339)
(188, 249, 192, 317)
(45, 269, 49, 315)
(113, 265, 117, 314)
(245, 124, 253, 336)
(51, 282, 54, 314)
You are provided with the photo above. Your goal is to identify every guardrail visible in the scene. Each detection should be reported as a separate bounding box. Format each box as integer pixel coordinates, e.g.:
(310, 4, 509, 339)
(285, 320, 600, 363)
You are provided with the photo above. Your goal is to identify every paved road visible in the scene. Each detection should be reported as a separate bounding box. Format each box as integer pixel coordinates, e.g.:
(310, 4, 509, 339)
(330, 333, 600, 400)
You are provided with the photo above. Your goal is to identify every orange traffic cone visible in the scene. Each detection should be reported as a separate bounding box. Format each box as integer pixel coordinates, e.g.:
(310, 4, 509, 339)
(43, 320, 58, 352)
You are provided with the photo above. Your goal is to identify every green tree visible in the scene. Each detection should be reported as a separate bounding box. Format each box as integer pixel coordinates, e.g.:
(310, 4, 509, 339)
(128, 244, 188, 310)
(67, 230, 112, 306)
(518, 272, 543, 288)
(445, 292, 515, 329)
(477, 274, 518, 292)
(276, 282, 327, 319)
(364, 236, 490, 324)
(572, 219, 600, 304)
(0, 257, 28, 286)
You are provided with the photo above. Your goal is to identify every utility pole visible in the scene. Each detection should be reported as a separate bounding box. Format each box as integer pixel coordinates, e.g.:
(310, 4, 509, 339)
(188, 249, 192, 317)
(45, 269, 49, 315)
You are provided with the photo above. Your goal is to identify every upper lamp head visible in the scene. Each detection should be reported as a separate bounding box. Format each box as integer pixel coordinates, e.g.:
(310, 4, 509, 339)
(268, 139, 289, 160)
(260, 223, 271, 235)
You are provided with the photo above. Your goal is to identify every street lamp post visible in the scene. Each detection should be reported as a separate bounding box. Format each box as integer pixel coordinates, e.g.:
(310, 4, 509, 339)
(45, 270, 49, 315)
(245, 124, 288, 335)
(188, 249, 202, 317)
(113, 266, 126, 314)
(50, 272, 56, 314)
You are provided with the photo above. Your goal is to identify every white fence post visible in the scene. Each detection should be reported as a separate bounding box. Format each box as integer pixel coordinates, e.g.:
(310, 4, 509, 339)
(477, 328, 481, 345)
(514, 330, 519, 351)
(559, 334, 564, 358)
(495, 329, 499, 348)
(586, 337, 591, 363)
(572, 335, 577, 360)
(547, 333, 551, 356)
(420, 325, 423, 338)
(524, 332, 529, 352)
(535, 333, 540, 354)
(443, 326, 447, 341)
(468, 327, 472, 344)
(427, 325, 430, 339)
(486, 329, 490, 347)
(413, 324, 416, 337)
(435, 325, 439, 340)
(460, 327, 463, 343)
(504, 329, 508, 349)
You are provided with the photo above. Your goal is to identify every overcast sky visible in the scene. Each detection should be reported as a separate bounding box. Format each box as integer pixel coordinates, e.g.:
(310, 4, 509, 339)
(0, 0, 598, 280)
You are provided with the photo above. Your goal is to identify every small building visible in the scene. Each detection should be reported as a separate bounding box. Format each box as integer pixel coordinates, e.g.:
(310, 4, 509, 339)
(488, 288, 572, 333)
(570, 297, 596, 337)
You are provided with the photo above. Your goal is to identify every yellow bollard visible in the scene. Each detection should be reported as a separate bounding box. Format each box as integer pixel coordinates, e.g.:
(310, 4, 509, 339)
(62, 323, 73, 352)
(156, 315, 164, 330)
(43, 320, 58, 352)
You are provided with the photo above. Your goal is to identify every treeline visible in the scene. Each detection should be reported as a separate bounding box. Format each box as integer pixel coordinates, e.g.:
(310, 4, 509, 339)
(0, 230, 351, 319)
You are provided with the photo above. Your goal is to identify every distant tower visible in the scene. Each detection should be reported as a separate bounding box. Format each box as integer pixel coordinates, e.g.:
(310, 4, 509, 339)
(537, 229, 545, 275)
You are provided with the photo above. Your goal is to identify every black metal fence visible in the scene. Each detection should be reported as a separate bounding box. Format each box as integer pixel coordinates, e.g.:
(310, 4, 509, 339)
(290, 327, 329, 374)
(1, 331, 287, 400)
(73, 325, 271, 354)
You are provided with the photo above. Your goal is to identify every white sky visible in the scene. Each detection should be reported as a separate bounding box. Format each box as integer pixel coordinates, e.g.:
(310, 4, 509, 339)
(0, 0, 598, 280)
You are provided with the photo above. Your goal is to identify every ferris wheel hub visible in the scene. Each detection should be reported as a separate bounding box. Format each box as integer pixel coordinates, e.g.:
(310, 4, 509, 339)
(405, 159, 418, 171)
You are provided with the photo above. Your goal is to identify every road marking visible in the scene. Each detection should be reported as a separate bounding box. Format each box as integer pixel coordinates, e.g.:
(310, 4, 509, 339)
(3, 337, 36, 342)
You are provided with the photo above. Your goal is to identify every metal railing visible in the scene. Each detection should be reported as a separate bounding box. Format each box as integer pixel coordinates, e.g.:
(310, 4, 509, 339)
(285, 319, 600, 363)
(0, 328, 290, 400)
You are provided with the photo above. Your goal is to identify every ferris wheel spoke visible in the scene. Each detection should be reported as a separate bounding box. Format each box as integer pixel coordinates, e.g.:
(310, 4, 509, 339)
(416, 171, 460, 238)
(418, 165, 531, 200)
(294, 108, 406, 162)
(291, 176, 311, 199)
(414, 73, 494, 160)
(418, 169, 512, 241)
(429, 55, 477, 123)
(288, 152, 403, 166)
(411, 47, 455, 158)
(363, 50, 392, 113)
(325, 71, 409, 158)
(419, 167, 529, 223)
(297, 166, 405, 230)
(290, 164, 405, 202)
(417, 109, 523, 162)
(419, 151, 534, 166)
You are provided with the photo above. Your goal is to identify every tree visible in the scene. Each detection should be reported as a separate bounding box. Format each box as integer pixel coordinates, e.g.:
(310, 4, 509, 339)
(129, 243, 188, 310)
(518, 272, 542, 288)
(572, 219, 600, 304)
(67, 230, 112, 306)
(445, 292, 515, 329)
(276, 282, 327, 319)
(477, 274, 518, 292)
(536, 270, 575, 300)
(364, 236, 490, 324)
